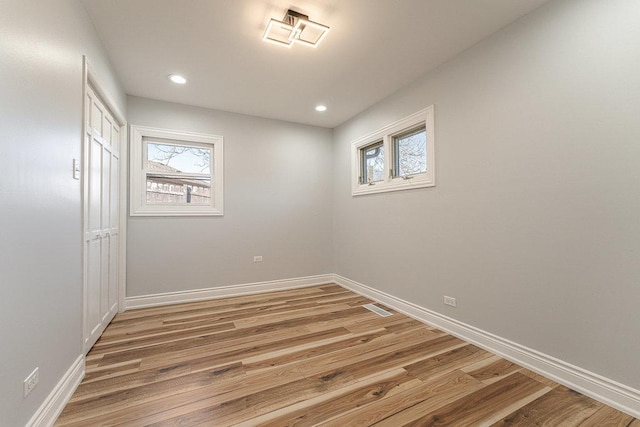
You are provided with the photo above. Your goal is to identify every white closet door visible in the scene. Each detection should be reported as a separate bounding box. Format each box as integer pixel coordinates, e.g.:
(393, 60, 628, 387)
(83, 85, 120, 352)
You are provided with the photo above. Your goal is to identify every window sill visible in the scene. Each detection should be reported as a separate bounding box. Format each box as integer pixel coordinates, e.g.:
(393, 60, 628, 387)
(130, 207, 223, 217)
(352, 176, 435, 196)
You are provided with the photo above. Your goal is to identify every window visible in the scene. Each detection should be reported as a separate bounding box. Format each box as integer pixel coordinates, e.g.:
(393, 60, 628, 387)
(361, 140, 384, 184)
(130, 126, 223, 216)
(352, 106, 435, 196)
(393, 126, 427, 177)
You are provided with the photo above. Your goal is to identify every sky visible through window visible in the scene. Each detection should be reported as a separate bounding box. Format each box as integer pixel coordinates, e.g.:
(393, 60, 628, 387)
(147, 142, 211, 174)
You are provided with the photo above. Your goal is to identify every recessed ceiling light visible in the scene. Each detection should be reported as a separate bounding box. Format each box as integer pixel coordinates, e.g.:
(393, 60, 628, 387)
(315, 105, 327, 112)
(168, 74, 187, 84)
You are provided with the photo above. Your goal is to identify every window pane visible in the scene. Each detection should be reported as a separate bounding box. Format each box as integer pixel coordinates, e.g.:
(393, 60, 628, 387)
(146, 175, 212, 205)
(394, 127, 427, 177)
(147, 142, 211, 174)
(361, 142, 384, 183)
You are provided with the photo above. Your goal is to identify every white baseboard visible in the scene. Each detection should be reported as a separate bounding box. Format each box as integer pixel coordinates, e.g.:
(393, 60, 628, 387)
(26, 355, 84, 427)
(333, 274, 640, 419)
(125, 274, 335, 310)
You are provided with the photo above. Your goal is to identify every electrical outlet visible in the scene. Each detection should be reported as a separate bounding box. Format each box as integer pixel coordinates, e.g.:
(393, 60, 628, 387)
(24, 367, 39, 397)
(253, 256, 263, 262)
(443, 296, 457, 307)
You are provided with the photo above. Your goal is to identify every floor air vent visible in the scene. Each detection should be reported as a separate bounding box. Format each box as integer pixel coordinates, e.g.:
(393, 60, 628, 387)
(363, 303, 393, 317)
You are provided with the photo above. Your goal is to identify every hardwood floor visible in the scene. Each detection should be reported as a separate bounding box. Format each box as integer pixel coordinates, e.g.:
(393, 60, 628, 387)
(55, 284, 638, 426)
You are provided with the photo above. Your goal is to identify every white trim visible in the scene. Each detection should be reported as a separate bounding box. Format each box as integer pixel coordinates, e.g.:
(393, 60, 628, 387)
(129, 125, 224, 217)
(81, 57, 89, 353)
(332, 274, 640, 419)
(351, 106, 435, 196)
(26, 355, 84, 427)
(125, 274, 334, 310)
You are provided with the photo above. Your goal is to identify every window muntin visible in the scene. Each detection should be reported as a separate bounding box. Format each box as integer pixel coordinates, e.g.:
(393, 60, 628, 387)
(361, 141, 384, 184)
(130, 126, 223, 216)
(393, 126, 427, 178)
(351, 106, 434, 196)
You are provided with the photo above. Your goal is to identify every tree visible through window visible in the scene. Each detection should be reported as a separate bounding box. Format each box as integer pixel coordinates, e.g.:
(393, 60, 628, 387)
(394, 126, 427, 177)
(361, 141, 384, 183)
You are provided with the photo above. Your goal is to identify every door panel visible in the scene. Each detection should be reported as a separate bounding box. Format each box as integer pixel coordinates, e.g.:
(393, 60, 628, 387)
(100, 236, 110, 321)
(111, 156, 119, 228)
(91, 101, 101, 135)
(108, 233, 119, 313)
(89, 139, 102, 232)
(87, 237, 102, 337)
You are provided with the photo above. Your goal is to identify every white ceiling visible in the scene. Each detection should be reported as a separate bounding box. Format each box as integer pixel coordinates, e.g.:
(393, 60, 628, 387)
(81, 0, 551, 128)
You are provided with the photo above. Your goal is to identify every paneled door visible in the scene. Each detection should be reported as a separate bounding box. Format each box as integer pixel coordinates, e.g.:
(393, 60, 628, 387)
(83, 84, 120, 353)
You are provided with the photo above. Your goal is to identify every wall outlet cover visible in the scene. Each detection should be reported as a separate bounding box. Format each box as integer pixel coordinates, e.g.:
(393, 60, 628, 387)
(24, 367, 39, 397)
(444, 296, 457, 307)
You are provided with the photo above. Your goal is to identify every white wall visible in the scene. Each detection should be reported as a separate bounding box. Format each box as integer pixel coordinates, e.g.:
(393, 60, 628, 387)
(333, 0, 640, 391)
(0, 1, 125, 425)
(126, 96, 333, 297)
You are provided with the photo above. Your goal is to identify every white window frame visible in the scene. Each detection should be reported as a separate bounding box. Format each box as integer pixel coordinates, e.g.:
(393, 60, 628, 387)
(351, 106, 435, 196)
(130, 125, 224, 216)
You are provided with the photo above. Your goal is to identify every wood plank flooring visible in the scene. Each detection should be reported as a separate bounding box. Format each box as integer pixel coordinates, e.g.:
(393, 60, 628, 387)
(55, 284, 638, 426)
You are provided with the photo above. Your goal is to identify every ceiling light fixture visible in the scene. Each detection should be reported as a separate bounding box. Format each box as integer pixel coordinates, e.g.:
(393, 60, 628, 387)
(168, 74, 187, 84)
(263, 9, 329, 48)
(315, 105, 327, 112)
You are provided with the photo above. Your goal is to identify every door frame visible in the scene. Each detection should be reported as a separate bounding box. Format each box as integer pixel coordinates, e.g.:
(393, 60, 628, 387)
(81, 56, 127, 354)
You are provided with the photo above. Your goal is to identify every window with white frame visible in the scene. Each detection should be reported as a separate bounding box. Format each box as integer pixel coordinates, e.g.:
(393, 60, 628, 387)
(351, 106, 435, 196)
(361, 140, 385, 184)
(130, 125, 223, 216)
